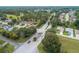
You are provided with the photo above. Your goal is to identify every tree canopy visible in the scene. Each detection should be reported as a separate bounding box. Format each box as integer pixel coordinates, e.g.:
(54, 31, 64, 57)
(42, 31, 61, 53)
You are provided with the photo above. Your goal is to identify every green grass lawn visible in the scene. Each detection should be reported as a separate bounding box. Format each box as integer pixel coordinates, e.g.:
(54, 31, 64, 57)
(4, 43, 15, 53)
(6, 14, 21, 20)
(38, 43, 46, 53)
(38, 35, 79, 53)
(59, 36, 79, 53)
(0, 40, 5, 45)
(0, 43, 15, 53)
(63, 31, 69, 35)
(6, 14, 18, 19)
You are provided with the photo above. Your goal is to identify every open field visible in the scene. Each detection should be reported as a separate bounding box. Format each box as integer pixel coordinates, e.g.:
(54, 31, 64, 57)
(38, 35, 79, 53)
(6, 14, 21, 20)
(6, 14, 18, 19)
(59, 36, 79, 53)
(0, 43, 15, 53)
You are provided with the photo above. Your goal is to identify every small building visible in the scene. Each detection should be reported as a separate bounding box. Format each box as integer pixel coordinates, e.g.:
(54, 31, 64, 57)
(57, 26, 64, 35)
(69, 10, 76, 22)
(3, 25, 13, 31)
(59, 13, 66, 22)
(65, 28, 73, 37)
(5, 19, 12, 23)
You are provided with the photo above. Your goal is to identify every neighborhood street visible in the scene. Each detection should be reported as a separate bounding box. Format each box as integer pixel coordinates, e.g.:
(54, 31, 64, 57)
(14, 13, 53, 53)
(14, 20, 51, 53)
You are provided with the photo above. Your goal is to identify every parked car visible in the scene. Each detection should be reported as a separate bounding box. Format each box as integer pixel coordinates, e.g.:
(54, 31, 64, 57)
(38, 32, 42, 35)
(27, 41, 31, 44)
(33, 37, 37, 41)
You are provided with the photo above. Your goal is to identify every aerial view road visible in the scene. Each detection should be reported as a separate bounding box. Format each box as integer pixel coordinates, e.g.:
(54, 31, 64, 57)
(0, 6, 79, 53)
(14, 20, 52, 53)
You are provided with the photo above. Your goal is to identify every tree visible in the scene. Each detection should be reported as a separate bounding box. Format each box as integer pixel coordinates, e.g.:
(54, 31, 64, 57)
(42, 32, 61, 53)
(75, 10, 79, 19)
(51, 18, 59, 27)
(74, 20, 79, 29)
(9, 32, 18, 40)
(16, 27, 36, 38)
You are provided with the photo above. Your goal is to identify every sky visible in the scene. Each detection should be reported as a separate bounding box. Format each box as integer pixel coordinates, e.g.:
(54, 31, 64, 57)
(0, 0, 78, 6)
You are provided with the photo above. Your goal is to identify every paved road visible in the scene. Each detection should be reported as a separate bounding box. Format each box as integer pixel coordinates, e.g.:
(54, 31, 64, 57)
(14, 20, 52, 53)
(14, 13, 53, 53)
